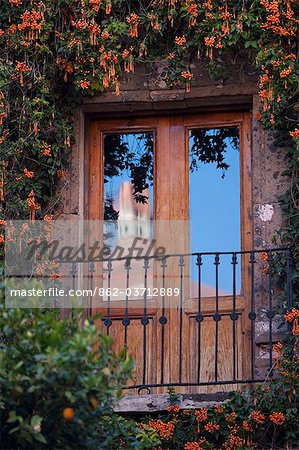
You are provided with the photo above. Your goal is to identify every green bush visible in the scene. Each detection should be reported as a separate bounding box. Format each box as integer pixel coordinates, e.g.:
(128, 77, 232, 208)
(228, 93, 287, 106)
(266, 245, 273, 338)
(0, 305, 158, 449)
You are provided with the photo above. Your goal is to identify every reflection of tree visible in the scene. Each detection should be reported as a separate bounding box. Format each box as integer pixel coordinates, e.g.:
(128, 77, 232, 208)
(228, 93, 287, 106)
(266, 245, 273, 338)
(190, 127, 239, 176)
(103, 127, 239, 219)
(104, 193, 119, 220)
(104, 132, 153, 219)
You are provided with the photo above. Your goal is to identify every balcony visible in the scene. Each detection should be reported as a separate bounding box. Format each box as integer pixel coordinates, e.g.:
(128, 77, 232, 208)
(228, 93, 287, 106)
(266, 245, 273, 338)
(65, 247, 294, 394)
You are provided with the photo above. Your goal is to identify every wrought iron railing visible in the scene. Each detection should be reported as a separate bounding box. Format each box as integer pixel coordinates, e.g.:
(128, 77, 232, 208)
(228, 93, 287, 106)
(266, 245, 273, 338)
(66, 248, 293, 392)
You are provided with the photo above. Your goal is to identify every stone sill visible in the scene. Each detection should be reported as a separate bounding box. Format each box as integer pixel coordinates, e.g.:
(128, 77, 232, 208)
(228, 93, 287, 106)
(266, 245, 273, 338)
(114, 392, 231, 413)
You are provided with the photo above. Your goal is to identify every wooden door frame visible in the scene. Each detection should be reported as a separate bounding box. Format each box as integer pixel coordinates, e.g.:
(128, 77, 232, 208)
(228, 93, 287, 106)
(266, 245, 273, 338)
(85, 110, 253, 384)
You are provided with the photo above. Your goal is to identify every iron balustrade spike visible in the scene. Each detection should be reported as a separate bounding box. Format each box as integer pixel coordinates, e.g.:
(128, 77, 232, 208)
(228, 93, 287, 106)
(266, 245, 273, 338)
(231, 252, 238, 381)
(249, 251, 256, 380)
(214, 253, 220, 382)
(160, 256, 167, 384)
(88, 261, 95, 318)
(196, 253, 203, 383)
(179, 255, 184, 384)
(123, 257, 132, 347)
(105, 259, 113, 335)
(142, 257, 149, 386)
(70, 261, 77, 319)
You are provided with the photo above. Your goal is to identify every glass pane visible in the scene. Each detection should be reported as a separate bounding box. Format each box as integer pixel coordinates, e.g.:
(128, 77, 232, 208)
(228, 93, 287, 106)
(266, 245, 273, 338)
(189, 127, 241, 297)
(104, 132, 154, 222)
(103, 132, 154, 300)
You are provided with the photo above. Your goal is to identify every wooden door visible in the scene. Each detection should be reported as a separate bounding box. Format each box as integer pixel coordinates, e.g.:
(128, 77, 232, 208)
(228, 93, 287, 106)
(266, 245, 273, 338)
(86, 112, 252, 393)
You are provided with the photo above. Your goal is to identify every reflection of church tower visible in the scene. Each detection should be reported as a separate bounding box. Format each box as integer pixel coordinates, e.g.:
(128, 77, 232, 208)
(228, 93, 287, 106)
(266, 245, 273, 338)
(104, 181, 153, 299)
(117, 181, 151, 239)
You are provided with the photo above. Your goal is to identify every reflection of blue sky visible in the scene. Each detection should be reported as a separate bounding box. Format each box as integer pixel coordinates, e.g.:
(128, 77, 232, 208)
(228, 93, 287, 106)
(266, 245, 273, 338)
(189, 133, 241, 294)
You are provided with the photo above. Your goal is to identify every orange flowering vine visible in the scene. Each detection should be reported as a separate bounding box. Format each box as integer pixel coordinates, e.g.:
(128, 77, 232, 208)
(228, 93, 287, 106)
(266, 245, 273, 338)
(269, 412, 285, 425)
(148, 419, 175, 440)
(167, 405, 180, 414)
(186, 2, 198, 27)
(15, 61, 30, 86)
(175, 36, 187, 50)
(184, 439, 206, 450)
(181, 70, 193, 93)
(126, 13, 140, 38)
(26, 190, 40, 221)
(204, 421, 220, 433)
(250, 410, 265, 424)
(284, 308, 299, 323)
(23, 168, 34, 179)
(195, 408, 208, 422)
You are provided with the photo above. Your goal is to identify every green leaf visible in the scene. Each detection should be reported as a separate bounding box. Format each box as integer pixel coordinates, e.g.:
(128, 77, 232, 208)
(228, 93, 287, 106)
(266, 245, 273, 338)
(30, 415, 42, 428)
(34, 433, 47, 444)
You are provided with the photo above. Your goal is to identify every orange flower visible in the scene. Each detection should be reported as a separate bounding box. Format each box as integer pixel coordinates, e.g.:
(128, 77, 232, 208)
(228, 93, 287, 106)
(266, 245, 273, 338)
(292, 319, 299, 336)
(101, 31, 110, 39)
(187, 3, 198, 27)
(0, 220, 6, 226)
(27, 190, 40, 221)
(284, 308, 299, 323)
(87, 0, 102, 13)
(79, 79, 90, 89)
(175, 36, 187, 49)
(167, 405, 180, 414)
(195, 408, 208, 422)
(260, 251, 268, 261)
(15, 61, 30, 86)
(24, 168, 34, 178)
(181, 70, 193, 92)
(269, 412, 285, 425)
(185, 440, 206, 450)
(18, 8, 45, 41)
(223, 435, 244, 449)
(57, 170, 67, 178)
(50, 272, 63, 278)
(242, 420, 253, 432)
(148, 419, 175, 440)
(0, 234, 4, 244)
(273, 342, 283, 358)
(204, 36, 216, 46)
(167, 53, 175, 59)
(290, 128, 299, 139)
(148, 13, 159, 30)
(250, 410, 265, 424)
(204, 421, 220, 433)
(41, 141, 51, 157)
(27, 190, 40, 211)
(280, 67, 293, 78)
(126, 13, 140, 37)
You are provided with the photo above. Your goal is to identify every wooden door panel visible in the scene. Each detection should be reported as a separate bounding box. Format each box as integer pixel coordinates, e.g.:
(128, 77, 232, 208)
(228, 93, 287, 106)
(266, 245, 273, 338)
(188, 315, 243, 392)
(109, 317, 157, 387)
